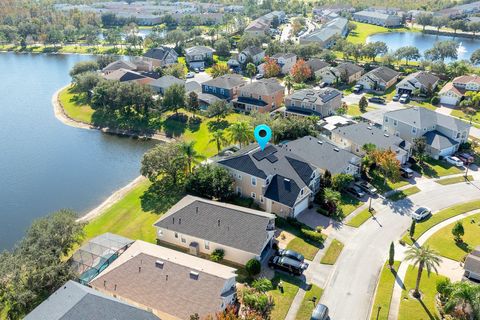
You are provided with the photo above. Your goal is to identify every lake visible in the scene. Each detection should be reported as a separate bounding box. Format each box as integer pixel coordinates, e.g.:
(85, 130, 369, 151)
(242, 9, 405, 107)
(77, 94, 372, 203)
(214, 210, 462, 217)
(0, 52, 156, 250)
(367, 32, 480, 62)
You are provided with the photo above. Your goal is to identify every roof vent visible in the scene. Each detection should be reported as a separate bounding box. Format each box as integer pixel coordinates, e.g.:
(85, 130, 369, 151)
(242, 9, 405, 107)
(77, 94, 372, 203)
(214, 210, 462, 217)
(196, 206, 199, 213)
(218, 219, 221, 227)
(317, 140, 323, 145)
(190, 271, 200, 280)
(334, 147, 340, 152)
(384, 133, 389, 137)
(155, 260, 165, 268)
(367, 126, 372, 130)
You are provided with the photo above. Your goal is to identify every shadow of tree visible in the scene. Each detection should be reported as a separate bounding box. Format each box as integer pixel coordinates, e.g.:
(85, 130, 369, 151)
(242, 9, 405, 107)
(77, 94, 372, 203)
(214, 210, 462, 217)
(391, 268, 406, 290)
(140, 180, 184, 213)
(455, 240, 471, 253)
(207, 119, 230, 132)
(417, 296, 438, 320)
(187, 117, 202, 132)
(162, 113, 188, 138)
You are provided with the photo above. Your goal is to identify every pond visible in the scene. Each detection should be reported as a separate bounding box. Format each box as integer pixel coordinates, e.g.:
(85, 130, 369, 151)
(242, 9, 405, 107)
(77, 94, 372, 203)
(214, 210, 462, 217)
(367, 32, 480, 62)
(0, 52, 156, 249)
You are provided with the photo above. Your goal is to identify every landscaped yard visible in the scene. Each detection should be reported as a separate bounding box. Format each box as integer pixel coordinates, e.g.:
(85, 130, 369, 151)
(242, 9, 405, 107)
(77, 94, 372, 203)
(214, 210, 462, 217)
(286, 236, 322, 261)
(370, 172, 410, 194)
(346, 104, 375, 117)
(402, 200, 480, 245)
(268, 273, 304, 320)
(347, 208, 374, 228)
(451, 109, 480, 129)
(425, 213, 480, 261)
(386, 186, 421, 201)
(295, 284, 324, 320)
(339, 193, 363, 217)
(435, 175, 473, 185)
(320, 239, 344, 265)
(398, 265, 446, 320)
(370, 261, 401, 320)
(58, 86, 95, 123)
(411, 158, 462, 178)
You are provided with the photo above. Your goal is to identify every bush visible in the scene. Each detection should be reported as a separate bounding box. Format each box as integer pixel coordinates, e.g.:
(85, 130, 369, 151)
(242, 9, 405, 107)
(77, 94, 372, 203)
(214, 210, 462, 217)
(315, 226, 323, 233)
(252, 278, 273, 292)
(301, 228, 325, 244)
(210, 248, 225, 262)
(431, 95, 440, 105)
(246, 259, 261, 276)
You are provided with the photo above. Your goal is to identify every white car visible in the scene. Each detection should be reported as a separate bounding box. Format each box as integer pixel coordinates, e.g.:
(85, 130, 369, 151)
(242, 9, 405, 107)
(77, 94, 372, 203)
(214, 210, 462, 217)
(399, 94, 410, 103)
(411, 207, 431, 221)
(445, 156, 463, 167)
(186, 72, 195, 79)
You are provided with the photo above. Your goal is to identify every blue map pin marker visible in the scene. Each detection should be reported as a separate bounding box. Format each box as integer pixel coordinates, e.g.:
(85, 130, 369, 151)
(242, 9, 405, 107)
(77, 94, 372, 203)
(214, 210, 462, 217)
(254, 124, 272, 151)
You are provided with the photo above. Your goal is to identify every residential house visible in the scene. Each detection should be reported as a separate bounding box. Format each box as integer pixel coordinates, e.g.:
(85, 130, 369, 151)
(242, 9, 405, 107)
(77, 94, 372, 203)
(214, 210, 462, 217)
(396, 71, 440, 95)
(357, 66, 400, 92)
(202, 74, 247, 101)
(439, 74, 480, 106)
(217, 144, 320, 217)
(143, 46, 179, 69)
(102, 60, 137, 74)
(283, 88, 342, 117)
(244, 19, 270, 37)
(102, 68, 153, 85)
(154, 195, 276, 265)
(382, 107, 471, 159)
(232, 78, 284, 113)
(185, 46, 214, 69)
(331, 122, 411, 164)
(24, 280, 160, 320)
(299, 17, 348, 48)
(148, 75, 185, 95)
(306, 59, 330, 79)
(238, 46, 265, 65)
(90, 240, 237, 320)
(464, 246, 480, 282)
(258, 53, 297, 75)
(353, 10, 402, 27)
(281, 136, 362, 176)
(318, 62, 364, 84)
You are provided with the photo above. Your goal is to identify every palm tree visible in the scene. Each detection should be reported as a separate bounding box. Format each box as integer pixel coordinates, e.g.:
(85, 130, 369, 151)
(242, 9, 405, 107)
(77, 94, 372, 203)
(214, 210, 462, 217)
(323, 187, 341, 215)
(178, 141, 205, 174)
(444, 281, 480, 317)
(227, 121, 253, 148)
(284, 74, 294, 94)
(245, 62, 257, 83)
(404, 245, 441, 298)
(209, 129, 228, 153)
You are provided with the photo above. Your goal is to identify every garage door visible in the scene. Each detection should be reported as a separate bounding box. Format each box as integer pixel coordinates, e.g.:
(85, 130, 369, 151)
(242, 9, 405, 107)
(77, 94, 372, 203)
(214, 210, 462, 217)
(293, 197, 309, 217)
(439, 145, 457, 157)
(440, 95, 458, 106)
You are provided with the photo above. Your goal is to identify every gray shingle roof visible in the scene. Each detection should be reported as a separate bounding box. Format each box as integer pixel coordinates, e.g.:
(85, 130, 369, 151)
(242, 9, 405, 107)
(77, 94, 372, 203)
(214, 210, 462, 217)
(102, 60, 137, 72)
(24, 281, 159, 320)
(154, 196, 275, 254)
(272, 52, 297, 59)
(306, 58, 330, 72)
(242, 46, 264, 56)
(423, 130, 458, 150)
(287, 88, 342, 104)
(282, 136, 361, 174)
(335, 62, 364, 77)
(185, 46, 214, 56)
(103, 69, 146, 82)
(366, 66, 400, 83)
(149, 75, 184, 88)
(465, 246, 480, 274)
(144, 46, 177, 61)
(239, 78, 284, 96)
(397, 71, 439, 89)
(203, 74, 247, 89)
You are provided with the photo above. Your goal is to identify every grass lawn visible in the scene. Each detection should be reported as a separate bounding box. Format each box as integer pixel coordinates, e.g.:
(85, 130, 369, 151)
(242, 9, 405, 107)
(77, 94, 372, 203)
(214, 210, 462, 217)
(347, 208, 374, 228)
(398, 265, 446, 320)
(339, 193, 363, 217)
(425, 213, 480, 261)
(295, 284, 324, 320)
(370, 261, 401, 320)
(58, 86, 95, 123)
(411, 158, 462, 178)
(370, 172, 410, 194)
(451, 109, 480, 129)
(410, 100, 437, 111)
(346, 104, 375, 117)
(435, 175, 473, 185)
(286, 237, 321, 261)
(268, 273, 304, 320)
(402, 200, 480, 245)
(386, 186, 421, 201)
(346, 22, 411, 44)
(320, 239, 344, 265)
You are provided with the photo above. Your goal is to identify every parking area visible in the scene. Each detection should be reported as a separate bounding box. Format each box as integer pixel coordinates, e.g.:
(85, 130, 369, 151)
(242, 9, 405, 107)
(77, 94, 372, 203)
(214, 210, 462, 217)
(186, 71, 212, 84)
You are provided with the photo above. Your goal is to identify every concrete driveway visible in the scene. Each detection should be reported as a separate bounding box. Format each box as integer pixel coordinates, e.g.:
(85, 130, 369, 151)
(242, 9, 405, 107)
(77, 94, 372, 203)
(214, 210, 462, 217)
(186, 71, 211, 84)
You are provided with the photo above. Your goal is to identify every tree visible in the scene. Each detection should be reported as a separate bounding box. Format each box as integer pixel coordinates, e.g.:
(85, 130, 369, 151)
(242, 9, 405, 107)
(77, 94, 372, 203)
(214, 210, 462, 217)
(372, 149, 401, 182)
(323, 187, 341, 215)
(332, 173, 354, 192)
(72, 72, 102, 96)
(185, 164, 234, 201)
(451, 221, 465, 242)
(246, 259, 261, 276)
(211, 63, 230, 78)
(284, 74, 294, 94)
(320, 50, 336, 63)
(166, 29, 186, 48)
(416, 13, 433, 31)
(471, 49, 480, 65)
(363, 41, 388, 62)
(186, 91, 200, 118)
(227, 121, 253, 147)
(469, 21, 480, 36)
(440, 281, 480, 318)
(389, 242, 395, 269)
(409, 220, 416, 238)
(263, 56, 281, 78)
(448, 19, 466, 35)
(404, 245, 441, 298)
(179, 141, 204, 174)
(359, 96, 368, 112)
(431, 16, 448, 32)
(163, 83, 186, 114)
(209, 129, 229, 153)
(214, 39, 231, 57)
(252, 278, 273, 292)
(141, 142, 187, 186)
(164, 63, 187, 79)
(412, 137, 428, 166)
(69, 61, 98, 78)
(447, 60, 471, 78)
(290, 59, 311, 83)
(207, 100, 231, 121)
(337, 102, 348, 115)
(395, 46, 421, 65)
(245, 62, 257, 83)
(425, 40, 459, 62)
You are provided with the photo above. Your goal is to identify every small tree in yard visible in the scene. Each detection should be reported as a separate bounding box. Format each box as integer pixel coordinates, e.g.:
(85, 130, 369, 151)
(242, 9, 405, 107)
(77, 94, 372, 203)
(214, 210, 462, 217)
(332, 173, 354, 192)
(413, 137, 428, 166)
(210, 249, 225, 262)
(404, 245, 441, 298)
(359, 96, 368, 112)
(252, 278, 273, 292)
(246, 259, 261, 277)
(186, 91, 200, 118)
(389, 242, 395, 269)
(163, 83, 186, 114)
(263, 56, 281, 78)
(211, 63, 230, 78)
(185, 164, 234, 201)
(409, 220, 416, 239)
(452, 221, 465, 242)
(246, 62, 257, 83)
(290, 59, 311, 83)
(323, 187, 341, 215)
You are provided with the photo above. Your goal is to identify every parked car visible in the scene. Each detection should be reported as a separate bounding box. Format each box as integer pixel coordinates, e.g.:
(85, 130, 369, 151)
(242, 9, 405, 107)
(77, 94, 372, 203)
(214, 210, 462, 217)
(392, 94, 400, 101)
(399, 94, 410, 103)
(411, 206, 431, 221)
(194, 67, 200, 73)
(445, 156, 463, 167)
(400, 167, 414, 179)
(278, 249, 305, 262)
(186, 72, 195, 79)
(199, 66, 205, 72)
(368, 97, 386, 104)
(319, 81, 328, 88)
(355, 181, 378, 195)
(268, 256, 308, 275)
(457, 152, 474, 165)
(256, 73, 264, 80)
(311, 304, 329, 320)
(353, 84, 363, 94)
(346, 185, 365, 198)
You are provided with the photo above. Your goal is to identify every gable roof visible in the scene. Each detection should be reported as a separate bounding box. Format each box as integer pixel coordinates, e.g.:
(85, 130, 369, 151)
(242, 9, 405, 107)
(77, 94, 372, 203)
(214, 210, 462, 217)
(286, 88, 342, 105)
(185, 46, 214, 56)
(306, 58, 330, 72)
(149, 75, 185, 89)
(103, 68, 147, 82)
(24, 280, 159, 320)
(335, 62, 364, 77)
(242, 46, 264, 56)
(281, 136, 361, 174)
(203, 74, 247, 89)
(90, 240, 237, 320)
(364, 66, 400, 83)
(144, 46, 177, 61)
(439, 82, 464, 97)
(245, 19, 270, 32)
(397, 71, 439, 89)
(239, 78, 284, 96)
(102, 60, 137, 72)
(154, 196, 275, 254)
(300, 27, 339, 42)
(453, 74, 480, 85)
(423, 130, 459, 150)
(272, 52, 297, 60)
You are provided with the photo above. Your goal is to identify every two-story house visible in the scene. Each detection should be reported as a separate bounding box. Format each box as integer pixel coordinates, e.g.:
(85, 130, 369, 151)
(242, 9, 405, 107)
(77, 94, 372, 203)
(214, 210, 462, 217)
(299, 17, 348, 48)
(396, 71, 440, 96)
(185, 46, 215, 68)
(382, 107, 471, 159)
(154, 195, 276, 265)
(283, 88, 342, 117)
(217, 144, 320, 218)
(357, 66, 400, 92)
(439, 75, 480, 106)
(201, 74, 247, 101)
(353, 10, 402, 27)
(259, 53, 297, 75)
(244, 19, 270, 37)
(232, 78, 284, 113)
(318, 62, 364, 84)
(238, 46, 265, 65)
(306, 58, 330, 79)
(142, 46, 179, 69)
(102, 60, 137, 75)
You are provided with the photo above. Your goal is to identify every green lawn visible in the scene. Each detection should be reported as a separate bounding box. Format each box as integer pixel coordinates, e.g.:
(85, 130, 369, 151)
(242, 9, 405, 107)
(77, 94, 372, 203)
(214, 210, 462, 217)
(398, 265, 446, 320)
(411, 158, 462, 178)
(295, 284, 324, 320)
(451, 109, 480, 129)
(402, 200, 480, 245)
(425, 213, 480, 261)
(370, 261, 401, 320)
(286, 237, 321, 261)
(346, 22, 411, 44)
(320, 239, 344, 265)
(347, 208, 374, 228)
(370, 172, 410, 194)
(268, 273, 304, 320)
(339, 193, 363, 217)
(58, 86, 95, 123)
(386, 186, 421, 201)
(410, 101, 437, 111)
(346, 104, 375, 117)
(435, 175, 473, 185)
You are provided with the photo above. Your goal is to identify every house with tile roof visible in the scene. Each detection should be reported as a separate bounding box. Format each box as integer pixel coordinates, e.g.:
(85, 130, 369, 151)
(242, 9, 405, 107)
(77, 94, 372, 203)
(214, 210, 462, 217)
(143, 46, 179, 69)
(318, 62, 364, 84)
(90, 240, 237, 320)
(357, 66, 400, 92)
(396, 71, 440, 95)
(201, 74, 247, 101)
(232, 78, 284, 113)
(24, 280, 160, 320)
(439, 74, 480, 106)
(382, 107, 471, 159)
(464, 246, 480, 282)
(154, 195, 276, 265)
(217, 144, 320, 217)
(283, 88, 342, 117)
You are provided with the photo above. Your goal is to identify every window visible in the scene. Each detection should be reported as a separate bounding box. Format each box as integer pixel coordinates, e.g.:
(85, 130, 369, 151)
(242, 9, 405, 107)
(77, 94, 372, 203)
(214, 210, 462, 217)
(174, 232, 178, 238)
(237, 173, 242, 180)
(300, 189, 304, 195)
(260, 196, 264, 203)
(236, 186, 242, 195)
(181, 236, 186, 243)
(205, 240, 210, 250)
(158, 229, 163, 237)
(251, 192, 256, 199)
(251, 177, 257, 186)
(456, 132, 460, 138)
(412, 127, 417, 134)
(393, 120, 397, 126)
